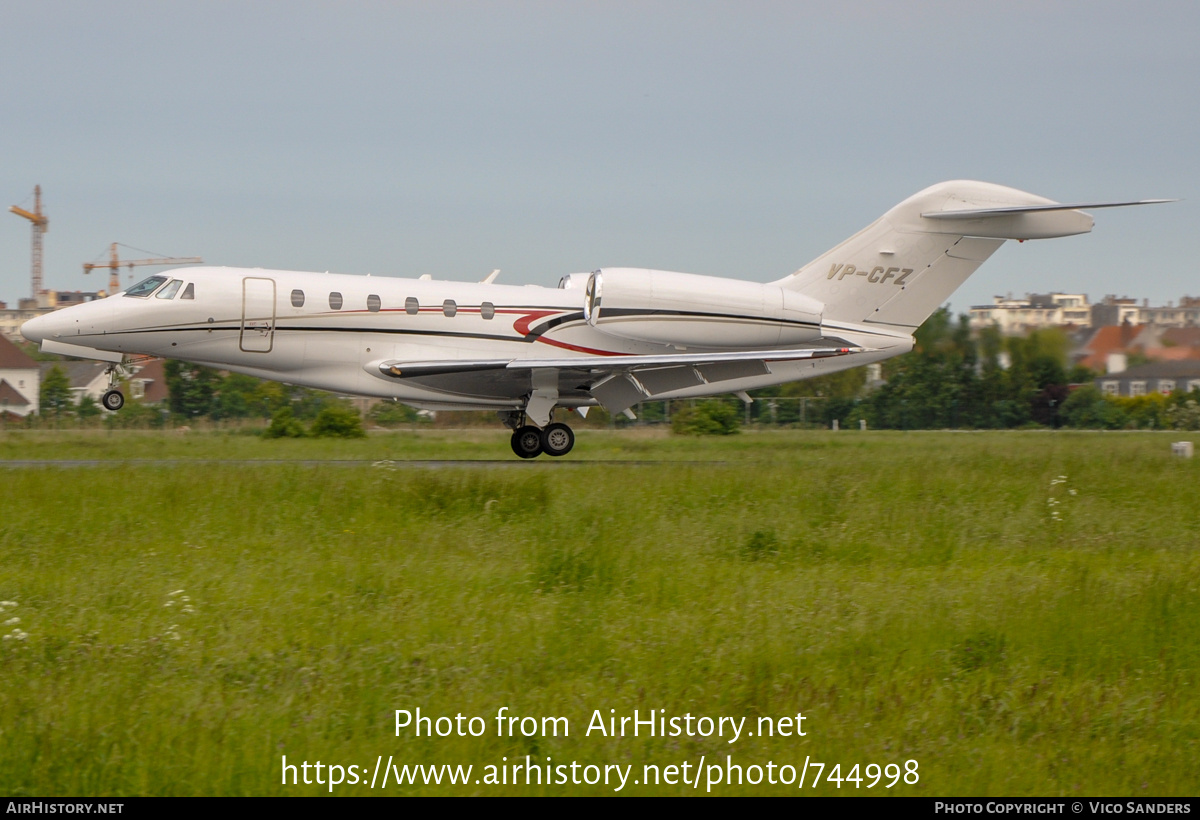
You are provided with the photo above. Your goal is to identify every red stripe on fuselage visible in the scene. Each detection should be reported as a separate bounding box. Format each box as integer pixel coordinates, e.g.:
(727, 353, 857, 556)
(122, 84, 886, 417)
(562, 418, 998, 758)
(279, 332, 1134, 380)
(503, 309, 625, 356)
(507, 310, 560, 336)
(532, 336, 625, 356)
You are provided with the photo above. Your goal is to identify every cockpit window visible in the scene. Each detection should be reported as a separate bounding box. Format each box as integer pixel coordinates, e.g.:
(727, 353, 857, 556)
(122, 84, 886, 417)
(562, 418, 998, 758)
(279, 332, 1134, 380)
(180, 283, 195, 300)
(155, 280, 183, 300)
(124, 275, 167, 298)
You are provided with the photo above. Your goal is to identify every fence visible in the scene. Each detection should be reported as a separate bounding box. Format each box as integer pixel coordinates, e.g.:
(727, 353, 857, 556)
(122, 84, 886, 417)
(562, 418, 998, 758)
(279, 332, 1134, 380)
(629, 396, 837, 428)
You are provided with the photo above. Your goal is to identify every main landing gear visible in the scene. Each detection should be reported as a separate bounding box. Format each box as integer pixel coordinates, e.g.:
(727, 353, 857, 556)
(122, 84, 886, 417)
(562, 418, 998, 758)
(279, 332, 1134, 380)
(509, 422, 575, 459)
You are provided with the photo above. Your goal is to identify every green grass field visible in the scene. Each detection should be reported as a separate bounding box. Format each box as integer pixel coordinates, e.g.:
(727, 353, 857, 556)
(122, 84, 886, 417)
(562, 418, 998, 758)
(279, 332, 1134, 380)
(0, 429, 1197, 795)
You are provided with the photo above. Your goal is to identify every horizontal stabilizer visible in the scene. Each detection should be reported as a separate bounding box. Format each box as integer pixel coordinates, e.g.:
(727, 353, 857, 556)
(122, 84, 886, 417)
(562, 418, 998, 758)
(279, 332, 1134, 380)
(922, 199, 1176, 219)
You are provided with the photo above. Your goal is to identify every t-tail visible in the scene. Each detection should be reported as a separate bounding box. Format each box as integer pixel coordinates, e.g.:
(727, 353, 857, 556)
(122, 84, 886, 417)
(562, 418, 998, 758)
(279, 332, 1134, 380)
(773, 180, 1172, 334)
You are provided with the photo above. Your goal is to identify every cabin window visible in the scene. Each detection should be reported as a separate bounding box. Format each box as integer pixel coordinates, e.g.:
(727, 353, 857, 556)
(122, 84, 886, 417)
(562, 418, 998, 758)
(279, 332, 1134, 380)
(443, 299, 457, 317)
(155, 280, 183, 300)
(367, 294, 381, 312)
(180, 283, 195, 300)
(405, 297, 419, 315)
(124, 275, 167, 298)
(481, 301, 495, 320)
(291, 289, 305, 308)
(329, 292, 343, 310)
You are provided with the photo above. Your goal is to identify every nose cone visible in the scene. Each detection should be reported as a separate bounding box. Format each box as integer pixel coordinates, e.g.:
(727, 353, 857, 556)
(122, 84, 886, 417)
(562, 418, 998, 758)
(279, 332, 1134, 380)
(20, 312, 52, 345)
(21, 299, 114, 347)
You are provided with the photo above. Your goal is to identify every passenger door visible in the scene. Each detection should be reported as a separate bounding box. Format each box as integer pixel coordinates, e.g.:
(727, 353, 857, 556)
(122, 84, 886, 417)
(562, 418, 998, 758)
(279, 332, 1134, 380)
(240, 277, 276, 353)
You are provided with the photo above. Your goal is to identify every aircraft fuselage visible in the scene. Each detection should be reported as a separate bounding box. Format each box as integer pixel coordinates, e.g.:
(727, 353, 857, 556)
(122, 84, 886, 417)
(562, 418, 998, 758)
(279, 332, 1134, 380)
(21, 266, 904, 412)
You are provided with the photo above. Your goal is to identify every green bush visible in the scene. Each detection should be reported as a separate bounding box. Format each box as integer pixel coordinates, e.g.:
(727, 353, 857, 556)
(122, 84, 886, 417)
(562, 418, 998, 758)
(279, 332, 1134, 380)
(309, 405, 366, 438)
(1060, 386, 1128, 429)
(1167, 398, 1200, 431)
(76, 395, 102, 420)
(670, 400, 741, 435)
(368, 401, 421, 427)
(263, 407, 307, 438)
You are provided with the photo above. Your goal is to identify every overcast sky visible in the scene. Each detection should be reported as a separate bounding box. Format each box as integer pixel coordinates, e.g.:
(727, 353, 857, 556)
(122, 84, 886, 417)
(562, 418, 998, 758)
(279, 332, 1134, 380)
(2, 1, 1196, 312)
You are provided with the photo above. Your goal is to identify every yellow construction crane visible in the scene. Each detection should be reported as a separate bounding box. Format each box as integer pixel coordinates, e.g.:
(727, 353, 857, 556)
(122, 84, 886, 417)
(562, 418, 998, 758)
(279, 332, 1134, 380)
(84, 243, 203, 294)
(9, 185, 49, 300)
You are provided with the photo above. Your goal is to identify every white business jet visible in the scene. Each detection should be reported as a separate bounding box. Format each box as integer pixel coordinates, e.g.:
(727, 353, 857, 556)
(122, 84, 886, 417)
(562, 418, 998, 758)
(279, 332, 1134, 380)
(21, 181, 1167, 457)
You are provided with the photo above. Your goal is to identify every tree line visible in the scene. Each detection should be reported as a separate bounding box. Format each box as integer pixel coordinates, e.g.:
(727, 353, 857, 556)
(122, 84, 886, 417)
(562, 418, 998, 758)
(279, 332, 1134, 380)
(680, 308, 1200, 432)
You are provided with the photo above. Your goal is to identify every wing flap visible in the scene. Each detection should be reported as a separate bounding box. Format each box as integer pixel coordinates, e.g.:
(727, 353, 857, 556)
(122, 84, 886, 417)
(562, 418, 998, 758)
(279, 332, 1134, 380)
(501, 346, 864, 371)
(696, 359, 770, 383)
(372, 346, 868, 415)
(633, 365, 705, 395)
(591, 374, 646, 413)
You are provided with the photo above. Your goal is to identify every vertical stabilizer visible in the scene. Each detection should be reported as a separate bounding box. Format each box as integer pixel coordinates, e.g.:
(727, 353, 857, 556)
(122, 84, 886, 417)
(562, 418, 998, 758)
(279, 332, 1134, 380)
(773, 181, 1097, 331)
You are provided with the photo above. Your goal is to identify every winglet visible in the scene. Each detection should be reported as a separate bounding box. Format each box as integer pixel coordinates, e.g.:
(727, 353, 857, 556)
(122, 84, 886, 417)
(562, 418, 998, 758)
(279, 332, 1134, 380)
(481, 269, 501, 284)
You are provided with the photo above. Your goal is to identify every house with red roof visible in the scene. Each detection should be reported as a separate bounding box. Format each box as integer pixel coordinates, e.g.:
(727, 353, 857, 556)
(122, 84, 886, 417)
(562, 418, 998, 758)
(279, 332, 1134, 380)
(1075, 324, 1145, 373)
(0, 337, 39, 418)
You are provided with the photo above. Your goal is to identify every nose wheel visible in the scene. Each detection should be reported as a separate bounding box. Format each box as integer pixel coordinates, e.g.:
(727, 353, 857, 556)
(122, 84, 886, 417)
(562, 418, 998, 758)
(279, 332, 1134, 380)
(100, 361, 130, 412)
(101, 389, 125, 411)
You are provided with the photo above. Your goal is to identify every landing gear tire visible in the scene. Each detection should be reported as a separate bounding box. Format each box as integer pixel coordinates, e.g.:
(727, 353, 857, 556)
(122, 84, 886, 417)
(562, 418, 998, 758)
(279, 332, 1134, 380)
(511, 426, 544, 459)
(101, 389, 125, 411)
(540, 422, 575, 457)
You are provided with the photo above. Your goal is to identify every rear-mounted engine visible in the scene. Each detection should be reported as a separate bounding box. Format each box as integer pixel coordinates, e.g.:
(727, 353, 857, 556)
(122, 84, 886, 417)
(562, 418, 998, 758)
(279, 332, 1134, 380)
(583, 268, 823, 348)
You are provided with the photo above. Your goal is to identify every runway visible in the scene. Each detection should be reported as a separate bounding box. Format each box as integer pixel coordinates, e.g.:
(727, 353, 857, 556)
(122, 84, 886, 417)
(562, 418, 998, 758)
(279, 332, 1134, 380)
(0, 458, 724, 468)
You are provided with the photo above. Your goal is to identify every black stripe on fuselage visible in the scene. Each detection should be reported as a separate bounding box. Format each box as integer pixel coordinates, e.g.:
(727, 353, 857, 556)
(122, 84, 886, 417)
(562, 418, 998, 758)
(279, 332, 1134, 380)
(95, 307, 819, 341)
(98, 324, 545, 346)
(83, 308, 905, 350)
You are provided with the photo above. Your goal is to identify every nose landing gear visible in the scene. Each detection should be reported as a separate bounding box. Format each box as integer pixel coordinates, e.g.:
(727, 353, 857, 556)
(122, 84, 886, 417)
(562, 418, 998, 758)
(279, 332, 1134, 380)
(100, 361, 130, 412)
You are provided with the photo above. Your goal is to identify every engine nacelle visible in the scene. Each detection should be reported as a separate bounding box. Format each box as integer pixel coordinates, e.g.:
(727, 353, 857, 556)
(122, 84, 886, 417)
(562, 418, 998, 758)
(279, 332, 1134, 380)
(583, 268, 823, 348)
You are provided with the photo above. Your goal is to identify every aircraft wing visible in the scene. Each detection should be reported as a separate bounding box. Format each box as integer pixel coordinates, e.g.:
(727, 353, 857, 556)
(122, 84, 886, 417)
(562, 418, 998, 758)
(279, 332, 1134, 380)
(375, 346, 868, 415)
